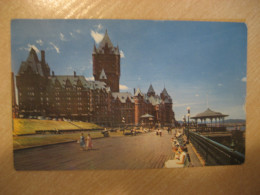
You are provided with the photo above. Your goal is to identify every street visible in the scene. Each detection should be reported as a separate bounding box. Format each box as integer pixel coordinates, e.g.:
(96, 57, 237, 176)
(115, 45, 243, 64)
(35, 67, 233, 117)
(14, 130, 175, 170)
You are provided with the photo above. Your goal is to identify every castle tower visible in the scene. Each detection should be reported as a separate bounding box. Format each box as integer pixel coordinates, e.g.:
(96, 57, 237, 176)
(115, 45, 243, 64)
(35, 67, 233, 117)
(160, 87, 175, 126)
(92, 30, 120, 92)
(16, 48, 49, 117)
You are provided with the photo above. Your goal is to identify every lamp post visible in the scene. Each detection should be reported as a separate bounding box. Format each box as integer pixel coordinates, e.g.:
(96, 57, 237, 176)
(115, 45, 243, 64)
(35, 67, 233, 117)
(187, 106, 190, 143)
(122, 116, 125, 134)
(183, 115, 186, 127)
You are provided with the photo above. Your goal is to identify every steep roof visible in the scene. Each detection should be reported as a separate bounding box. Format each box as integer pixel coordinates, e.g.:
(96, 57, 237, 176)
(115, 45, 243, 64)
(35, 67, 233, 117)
(164, 96, 172, 104)
(99, 69, 107, 79)
(161, 87, 170, 97)
(148, 84, 155, 94)
(93, 30, 120, 55)
(98, 30, 114, 50)
(93, 44, 97, 54)
(18, 48, 44, 76)
(147, 95, 161, 105)
(191, 108, 229, 119)
(112, 92, 134, 103)
(134, 88, 143, 96)
(49, 75, 109, 91)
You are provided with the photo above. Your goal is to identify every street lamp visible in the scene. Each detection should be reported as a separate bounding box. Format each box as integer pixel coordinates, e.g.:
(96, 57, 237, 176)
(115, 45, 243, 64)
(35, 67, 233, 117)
(122, 117, 125, 133)
(187, 106, 190, 143)
(183, 115, 186, 127)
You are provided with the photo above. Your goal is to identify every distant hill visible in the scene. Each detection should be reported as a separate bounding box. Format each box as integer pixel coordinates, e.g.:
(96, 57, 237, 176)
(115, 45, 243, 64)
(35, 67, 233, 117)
(177, 119, 245, 124)
(224, 119, 246, 124)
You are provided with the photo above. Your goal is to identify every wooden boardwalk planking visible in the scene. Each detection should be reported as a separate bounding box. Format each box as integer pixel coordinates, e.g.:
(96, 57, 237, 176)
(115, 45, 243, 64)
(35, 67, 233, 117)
(14, 130, 201, 170)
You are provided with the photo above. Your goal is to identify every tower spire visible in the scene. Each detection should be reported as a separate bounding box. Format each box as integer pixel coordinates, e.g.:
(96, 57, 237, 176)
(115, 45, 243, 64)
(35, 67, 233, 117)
(93, 43, 97, 54)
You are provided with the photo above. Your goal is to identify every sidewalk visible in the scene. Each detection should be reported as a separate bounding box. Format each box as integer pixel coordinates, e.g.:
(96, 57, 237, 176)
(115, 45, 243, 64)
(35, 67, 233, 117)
(186, 143, 203, 167)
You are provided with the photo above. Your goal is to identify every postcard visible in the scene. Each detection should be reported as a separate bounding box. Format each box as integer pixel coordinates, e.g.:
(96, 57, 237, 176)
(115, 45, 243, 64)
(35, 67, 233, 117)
(11, 20, 246, 170)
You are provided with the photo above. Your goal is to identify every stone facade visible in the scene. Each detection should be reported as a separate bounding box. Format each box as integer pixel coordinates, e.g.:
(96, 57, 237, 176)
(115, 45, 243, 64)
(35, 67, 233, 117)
(92, 30, 120, 92)
(15, 31, 176, 127)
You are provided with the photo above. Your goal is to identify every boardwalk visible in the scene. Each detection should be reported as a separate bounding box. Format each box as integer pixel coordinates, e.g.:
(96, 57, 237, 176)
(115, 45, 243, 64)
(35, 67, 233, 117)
(14, 131, 177, 170)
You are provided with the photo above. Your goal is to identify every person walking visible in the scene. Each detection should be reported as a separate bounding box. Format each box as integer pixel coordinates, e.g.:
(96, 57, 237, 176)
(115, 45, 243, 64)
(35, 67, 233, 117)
(79, 133, 86, 151)
(86, 134, 93, 150)
(159, 129, 162, 137)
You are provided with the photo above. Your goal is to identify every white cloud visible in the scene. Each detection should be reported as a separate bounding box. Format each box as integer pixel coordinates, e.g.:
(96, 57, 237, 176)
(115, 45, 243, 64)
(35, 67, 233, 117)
(49, 42, 60, 54)
(120, 84, 129, 90)
(28, 44, 40, 53)
(218, 83, 223, 87)
(120, 50, 125, 58)
(75, 29, 81, 34)
(36, 40, 43, 46)
(174, 102, 203, 108)
(94, 24, 103, 31)
(60, 33, 66, 41)
(19, 44, 40, 53)
(195, 94, 199, 97)
(241, 77, 247, 82)
(85, 76, 94, 81)
(91, 30, 104, 44)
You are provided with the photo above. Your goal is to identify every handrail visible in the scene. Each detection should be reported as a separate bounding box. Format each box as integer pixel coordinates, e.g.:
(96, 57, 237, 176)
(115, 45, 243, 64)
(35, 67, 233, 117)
(186, 129, 245, 165)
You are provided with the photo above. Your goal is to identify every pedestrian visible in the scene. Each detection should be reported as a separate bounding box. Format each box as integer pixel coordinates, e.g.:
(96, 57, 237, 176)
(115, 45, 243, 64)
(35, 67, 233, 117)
(79, 133, 86, 151)
(86, 134, 93, 150)
(159, 129, 162, 137)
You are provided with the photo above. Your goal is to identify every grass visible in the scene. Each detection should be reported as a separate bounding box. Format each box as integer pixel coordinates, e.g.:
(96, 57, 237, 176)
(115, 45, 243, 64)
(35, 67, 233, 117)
(13, 132, 104, 150)
(13, 119, 103, 135)
(12, 119, 141, 149)
(72, 121, 102, 129)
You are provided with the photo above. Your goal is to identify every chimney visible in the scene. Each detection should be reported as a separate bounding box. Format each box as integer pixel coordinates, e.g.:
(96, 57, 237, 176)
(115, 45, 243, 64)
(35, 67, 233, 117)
(52, 71, 55, 76)
(74, 71, 76, 77)
(41, 50, 45, 63)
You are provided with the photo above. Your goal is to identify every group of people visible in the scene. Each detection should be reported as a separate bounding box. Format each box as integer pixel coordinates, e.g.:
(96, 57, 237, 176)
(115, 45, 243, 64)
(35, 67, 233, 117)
(79, 133, 93, 151)
(164, 131, 188, 168)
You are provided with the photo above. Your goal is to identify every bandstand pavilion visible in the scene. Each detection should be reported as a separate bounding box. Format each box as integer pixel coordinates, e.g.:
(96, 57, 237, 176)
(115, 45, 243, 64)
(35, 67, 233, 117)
(140, 113, 154, 127)
(191, 108, 229, 131)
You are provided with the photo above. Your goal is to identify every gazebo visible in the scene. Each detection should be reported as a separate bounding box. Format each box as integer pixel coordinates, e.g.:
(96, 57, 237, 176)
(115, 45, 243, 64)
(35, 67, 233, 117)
(140, 113, 154, 127)
(191, 108, 229, 132)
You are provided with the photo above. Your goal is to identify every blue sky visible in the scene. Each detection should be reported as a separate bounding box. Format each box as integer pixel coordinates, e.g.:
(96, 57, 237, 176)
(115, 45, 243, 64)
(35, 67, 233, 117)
(11, 20, 247, 120)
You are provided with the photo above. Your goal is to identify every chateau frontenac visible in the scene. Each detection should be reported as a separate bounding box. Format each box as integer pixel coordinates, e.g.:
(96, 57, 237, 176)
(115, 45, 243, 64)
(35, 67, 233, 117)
(15, 31, 176, 127)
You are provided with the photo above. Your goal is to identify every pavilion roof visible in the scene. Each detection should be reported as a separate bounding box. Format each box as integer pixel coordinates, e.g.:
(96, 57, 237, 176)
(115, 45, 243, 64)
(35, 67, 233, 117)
(140, 113, 154, 118)
(191, 108, 229, 119)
